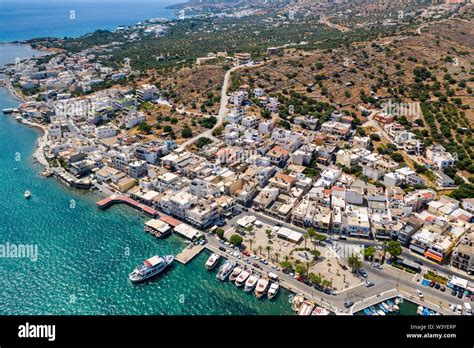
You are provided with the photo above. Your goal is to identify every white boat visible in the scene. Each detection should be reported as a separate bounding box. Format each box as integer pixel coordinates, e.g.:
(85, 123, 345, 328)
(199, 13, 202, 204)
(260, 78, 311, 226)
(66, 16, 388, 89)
(216, 259, 236, 281)
(254, 278, 269, 298)
(377, 310, 386, 316)
(229, 266, 243, 282)
(129, 255, 174, 283)
(244, 274, 260, 292)
(311, 306, 330, 316)
(205, 253, 220, 270)
(298, 300, 315, 316)
(292, 293, 305, 312)
(394, 297, 402, 305)
(267, 282, 280, 300)
(381, 302, 393, 312)
(235, 269, 251, 287)
(417, 306, 424, 315)
(24, 191, 31, 199)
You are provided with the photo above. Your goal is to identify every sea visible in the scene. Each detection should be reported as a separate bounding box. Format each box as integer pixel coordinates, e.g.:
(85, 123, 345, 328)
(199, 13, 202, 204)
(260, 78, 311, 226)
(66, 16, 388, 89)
(0, 0, 182, 42)
(0, 2, 294, 315)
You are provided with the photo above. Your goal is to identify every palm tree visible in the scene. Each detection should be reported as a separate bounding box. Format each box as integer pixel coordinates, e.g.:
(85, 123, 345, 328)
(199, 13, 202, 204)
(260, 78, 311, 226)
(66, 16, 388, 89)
(266, 245, 272, 258)
(248, 238, 255, 251)
(307, 228, 316, 249)
(274, 252, 280, 263)
(303, 233, 309, 250)
(258, 245, 263, 256)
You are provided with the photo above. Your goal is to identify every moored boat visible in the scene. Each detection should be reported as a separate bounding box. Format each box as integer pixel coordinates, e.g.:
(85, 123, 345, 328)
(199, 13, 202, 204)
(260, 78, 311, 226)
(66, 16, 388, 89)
(417, 306, 424, 315)
(235, 269, 251, 287)
(377, 309, 386, 316)
(216, 259, 236, 281)
(229, 266, 243, 282)
(381, 302, 393, 312)
(312, 306, 330, 316)
(292, 293, 305, 312)
(205, 253, 220, 270)
(378, 304, 388, 313)
(298, 300, 314, 316)
(244, 273, 260, 292)
(254, 278, 269, 298)
(267, 282, 280, 300)
(387, 299, 399, 311)
(24, 191, 31, 199)
(129, 255, 174, 283)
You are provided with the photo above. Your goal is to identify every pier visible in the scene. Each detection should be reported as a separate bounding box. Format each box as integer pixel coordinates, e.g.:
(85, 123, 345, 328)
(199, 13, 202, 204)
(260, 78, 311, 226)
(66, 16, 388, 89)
(96, 194, 158, 217)
(175, 244, 205, 264)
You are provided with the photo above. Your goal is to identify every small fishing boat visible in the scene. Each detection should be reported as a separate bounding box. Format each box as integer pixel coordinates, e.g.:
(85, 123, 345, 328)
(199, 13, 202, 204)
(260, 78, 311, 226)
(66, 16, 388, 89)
(381, 302, 393, 312)
(378, 303, 388, 313)
(387, 299, 399, 311)
(377, 309, 386, 316)
(24, 191, 31, 199)
(364, 308, 373, 315)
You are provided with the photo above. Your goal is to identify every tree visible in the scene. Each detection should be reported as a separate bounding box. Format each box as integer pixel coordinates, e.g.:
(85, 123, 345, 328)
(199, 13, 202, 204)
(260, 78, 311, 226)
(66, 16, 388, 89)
(248, 238, 255, 251)
(229, 234, 243, 247)
(363, 246, 376, 260)
(216, 228, 225, 239)
(274, 252, 280, 262)
(137, 122, 151, 133)
(181, 126, 193, 138)
(307, 228, 316, 249)
(386, 241, 402, 259)
(295, 264, 307, 277)
(265, 245, 272, 258)
(280, 261, 293, 272)
(370, 133, 381, 142)
(195, 137, 213, 148)
(308, 272, 321, 285)
(391, 152, 404, 163)
(348, 254, 362, 273)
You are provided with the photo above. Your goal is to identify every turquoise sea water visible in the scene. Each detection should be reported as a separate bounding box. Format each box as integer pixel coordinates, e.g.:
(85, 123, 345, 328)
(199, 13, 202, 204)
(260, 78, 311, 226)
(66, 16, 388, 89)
(0, 47, 293, 315)
(0, 0, 183, 42)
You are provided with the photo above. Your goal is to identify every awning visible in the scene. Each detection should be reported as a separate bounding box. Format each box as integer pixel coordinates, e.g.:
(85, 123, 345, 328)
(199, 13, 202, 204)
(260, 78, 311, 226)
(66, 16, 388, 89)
(424, 251, 443, 262)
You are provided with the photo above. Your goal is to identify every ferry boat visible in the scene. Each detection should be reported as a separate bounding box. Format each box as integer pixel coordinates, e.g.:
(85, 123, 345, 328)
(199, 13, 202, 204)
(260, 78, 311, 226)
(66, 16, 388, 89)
(24, 191, 31, 199)
(292, 293, 305, 312)
(267, 282, 279, 300)
(254, 278, 269, 298)
(229, 266, 243, 282)
(235, 269, 251, 287)
(298, 300, 315, 316)
(312, 306, 330, 316)
(216, 259, 236, 281)
(244, 274, 260, 292)
(129, 255, 174, 283)
(205, 253, 220, 270)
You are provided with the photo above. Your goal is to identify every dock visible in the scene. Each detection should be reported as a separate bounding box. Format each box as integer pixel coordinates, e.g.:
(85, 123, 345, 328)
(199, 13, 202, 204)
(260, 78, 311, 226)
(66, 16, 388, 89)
(175, 244, 205, 264)
(96, 194, 158, 217)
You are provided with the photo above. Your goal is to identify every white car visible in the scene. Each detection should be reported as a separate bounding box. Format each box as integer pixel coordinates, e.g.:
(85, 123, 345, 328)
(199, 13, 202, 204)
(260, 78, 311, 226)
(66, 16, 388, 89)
(416, 290, 424, 298)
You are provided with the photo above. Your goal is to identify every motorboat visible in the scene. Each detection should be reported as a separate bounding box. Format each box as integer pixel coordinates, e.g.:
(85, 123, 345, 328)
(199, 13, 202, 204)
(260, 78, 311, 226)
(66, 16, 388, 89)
(297, 300, 314, 316)
(235, 269, 251, 287)
(254, 278, 269, 298)
(312, 306, 330, 316)
(24, 191, 31, 199)
(267, 282, 280, 300)
(229, 266, 243, 282)
(205, 253, 220, 270)
(292, 293, 305, 312)
(244, 274, 260, 292)
(216, 259, 236, 281)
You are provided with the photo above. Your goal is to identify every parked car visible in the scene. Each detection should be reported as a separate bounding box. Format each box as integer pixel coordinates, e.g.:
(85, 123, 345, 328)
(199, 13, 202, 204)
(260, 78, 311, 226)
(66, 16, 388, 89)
(416, 290, 424, 298)
(358, 269, 368, 278)
(440, 286, 446, 292)
(242, 250, 250, 256)
(199, 238, 207, 245)
(218, 246, 226, 252)
(339, 236, 347, 240)
(434, 283, 441, 290)
(252, 263, 261, 269)
(413, 260, 423, 265)
(457, 292, 463, 299)
(344, 300, 354, 308)
(451, 290, 458, 296)
(429, 281, 435, 287)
